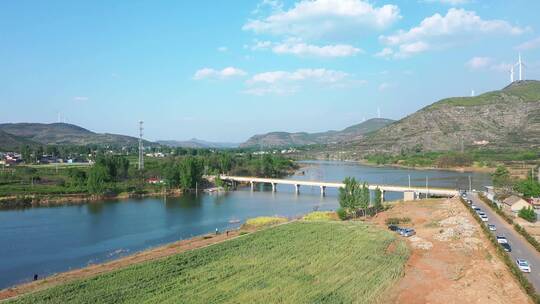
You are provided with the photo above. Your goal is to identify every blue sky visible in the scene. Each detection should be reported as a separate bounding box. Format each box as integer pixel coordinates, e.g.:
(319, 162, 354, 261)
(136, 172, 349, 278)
(1, 0, 540, 142)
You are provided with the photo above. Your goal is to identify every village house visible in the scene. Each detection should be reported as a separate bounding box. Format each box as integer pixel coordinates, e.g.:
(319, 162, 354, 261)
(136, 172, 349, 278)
(502, 195, 534, 213)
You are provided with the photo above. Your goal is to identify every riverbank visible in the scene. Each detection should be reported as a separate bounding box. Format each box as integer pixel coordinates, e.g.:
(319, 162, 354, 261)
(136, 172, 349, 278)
(0, 189, 183, 209)
(356, 159, 495, 174)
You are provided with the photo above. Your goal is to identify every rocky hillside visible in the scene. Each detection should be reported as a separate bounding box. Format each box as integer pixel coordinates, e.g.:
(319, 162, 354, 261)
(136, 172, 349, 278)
(241, 118, 394, 148)
(157, 138, 238, 149)
(357, 80, 540, 153)
(0, 123, 150, 147)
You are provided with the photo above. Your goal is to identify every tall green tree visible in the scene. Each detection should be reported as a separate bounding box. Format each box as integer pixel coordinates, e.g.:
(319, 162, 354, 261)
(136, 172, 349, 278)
(87, 165, 108, 194)
(492, 165, 511, 188)
(179, 156, 203, 189)
(339, 177, 362, 216)
(359, 182, 370, 217)
(373, 187, 383, 213)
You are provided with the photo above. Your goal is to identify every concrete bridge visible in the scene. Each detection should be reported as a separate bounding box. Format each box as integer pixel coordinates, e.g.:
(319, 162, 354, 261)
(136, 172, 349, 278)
(219, 175, 459, 201)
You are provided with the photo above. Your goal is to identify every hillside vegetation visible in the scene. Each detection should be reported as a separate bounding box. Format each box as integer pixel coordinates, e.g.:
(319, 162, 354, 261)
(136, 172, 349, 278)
(0, 123, 147, 147)
(241, 118, 394, 148)
(9, 221, 408, 304)
(357, 80, 540, 153)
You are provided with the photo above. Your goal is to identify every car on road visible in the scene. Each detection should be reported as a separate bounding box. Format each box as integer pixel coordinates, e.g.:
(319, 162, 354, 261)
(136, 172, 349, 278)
(488, 224, 496, 231)
(501, 243, 512, 252)
(497, 236, 508, 244)
(400, 228, 416, 237)
(471, 205, 477, 209)
(480, 215, 489, 222)
(516, 259, 531, 273)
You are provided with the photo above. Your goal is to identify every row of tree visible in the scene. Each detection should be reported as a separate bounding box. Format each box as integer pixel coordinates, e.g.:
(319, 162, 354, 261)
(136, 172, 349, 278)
(337, 177, 382, 219)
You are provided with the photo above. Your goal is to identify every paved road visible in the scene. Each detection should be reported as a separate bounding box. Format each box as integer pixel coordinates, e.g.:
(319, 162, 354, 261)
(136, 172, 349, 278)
(468, 192, 540, 292)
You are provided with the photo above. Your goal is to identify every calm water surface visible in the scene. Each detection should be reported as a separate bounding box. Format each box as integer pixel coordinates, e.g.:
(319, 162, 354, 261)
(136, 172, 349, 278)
(0, 161, 491, 289)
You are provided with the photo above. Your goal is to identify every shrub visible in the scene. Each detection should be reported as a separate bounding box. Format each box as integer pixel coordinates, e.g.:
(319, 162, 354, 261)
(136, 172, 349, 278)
(336, 207, 348, 221)
(518, 206, 537, 223)
(243, 216, 288, 229)
(302, 211, 336, 221)
(385, 217, 411, 225)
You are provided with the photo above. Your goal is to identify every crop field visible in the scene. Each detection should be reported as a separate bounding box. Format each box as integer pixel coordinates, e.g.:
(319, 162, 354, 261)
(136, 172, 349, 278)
(8, 221, 409, 304)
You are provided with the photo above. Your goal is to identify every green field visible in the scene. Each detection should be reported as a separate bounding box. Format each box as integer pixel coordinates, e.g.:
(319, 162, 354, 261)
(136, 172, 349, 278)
(9, 221, 409, 304)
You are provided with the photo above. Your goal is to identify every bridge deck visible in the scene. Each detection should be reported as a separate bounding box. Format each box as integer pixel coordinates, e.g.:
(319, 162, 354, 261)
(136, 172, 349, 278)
(220, 175, 458, 196)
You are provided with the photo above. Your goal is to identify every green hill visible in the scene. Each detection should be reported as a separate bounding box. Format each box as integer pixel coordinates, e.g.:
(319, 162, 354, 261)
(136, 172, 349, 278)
(240, 118, 394, 148)
(0, 130, 38, 150)
(357, 80, 540, 153)
(0, 123, 152, 147)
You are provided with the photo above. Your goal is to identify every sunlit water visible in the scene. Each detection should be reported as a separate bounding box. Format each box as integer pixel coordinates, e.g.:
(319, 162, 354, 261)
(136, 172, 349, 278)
(0, 160, 491, 289)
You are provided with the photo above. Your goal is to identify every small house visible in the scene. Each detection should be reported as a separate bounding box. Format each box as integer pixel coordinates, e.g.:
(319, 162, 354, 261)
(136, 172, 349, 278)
(502, 195, 533, 213)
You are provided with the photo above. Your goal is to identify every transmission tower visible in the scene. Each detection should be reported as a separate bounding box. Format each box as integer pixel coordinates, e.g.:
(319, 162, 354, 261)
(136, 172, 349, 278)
(138, 121, 144, 170)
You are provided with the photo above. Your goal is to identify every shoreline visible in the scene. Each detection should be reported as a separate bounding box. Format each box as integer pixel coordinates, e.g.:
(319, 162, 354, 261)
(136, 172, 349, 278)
(0, 227, 250, 301)
(0, 189, 183, 209)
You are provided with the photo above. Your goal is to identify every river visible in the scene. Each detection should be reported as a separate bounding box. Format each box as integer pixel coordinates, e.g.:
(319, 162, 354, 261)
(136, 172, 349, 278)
(0, 160, 491, 289)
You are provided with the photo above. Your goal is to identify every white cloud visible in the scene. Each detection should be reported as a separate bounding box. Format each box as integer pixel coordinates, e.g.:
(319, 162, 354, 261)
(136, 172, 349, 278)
(73, 96, 89, 101)
(380, 8, 526, 58)
(516, 37, 540, 51)
(423, 0, 470, 5)
(193, 67, 247, 80)
(243, 0, 400, 40)
(378, 82, 391, 91)
(375, 47, 393, 58)
(252, 39, 362, 57)
(248, 68, 348, 84)
(217, 46, 228, 52)
(466, 56, 492, 69)
(245, 68, 356, 96)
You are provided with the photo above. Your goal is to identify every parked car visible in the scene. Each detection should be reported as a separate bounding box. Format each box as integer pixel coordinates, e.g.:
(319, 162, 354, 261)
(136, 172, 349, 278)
(467, 200, 472, 205)
(501, 243, 511, 252)
(474, 207, 481, 212)
(488, 224, 496, 231)
(496, 236, 508, 244)
(478, 211, 486, 216)
(388, 224, 400, 231)
(401, 228, 416, 237)
(471, 204, 477, 209)
(516, 259, 531, 273)
(481, 215, 488, 222)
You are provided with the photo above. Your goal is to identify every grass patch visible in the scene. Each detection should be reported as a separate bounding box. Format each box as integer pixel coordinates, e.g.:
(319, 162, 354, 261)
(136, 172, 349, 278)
(302, 211, 336, 221)
(8, 222, 409, 304)
(242, 216, 288, 229)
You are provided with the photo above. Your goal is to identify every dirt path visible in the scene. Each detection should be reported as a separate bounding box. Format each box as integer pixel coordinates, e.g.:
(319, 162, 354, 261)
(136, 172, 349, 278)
(0, 229, 246, 301)
(374, 198, 532, 304)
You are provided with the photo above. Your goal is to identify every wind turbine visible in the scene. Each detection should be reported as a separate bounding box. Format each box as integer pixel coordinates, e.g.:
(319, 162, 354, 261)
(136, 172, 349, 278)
(516, 53, 525, 81)
(510, 65, 515, 83)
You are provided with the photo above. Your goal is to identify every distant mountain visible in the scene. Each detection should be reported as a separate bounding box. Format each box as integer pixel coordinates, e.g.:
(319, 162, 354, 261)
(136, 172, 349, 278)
(0, 123, 151, 147)
(240, 118, 394, 148)
(0, 130, 37, 150)
(157, 138, 238, 149)
(357, 80, 540, 153)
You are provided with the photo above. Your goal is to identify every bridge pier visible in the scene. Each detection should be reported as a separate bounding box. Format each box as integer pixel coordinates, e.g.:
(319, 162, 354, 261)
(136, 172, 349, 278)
(320, 185, 326, 196)
(271, 183, 276, 192)
(295, 184, 300, 194)
(250, 181, 254, 191)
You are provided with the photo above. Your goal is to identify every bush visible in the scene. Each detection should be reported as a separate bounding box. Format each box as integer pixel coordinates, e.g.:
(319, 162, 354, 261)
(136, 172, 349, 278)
(519, 206, 537, 223)
(243, 216, 288, 229)
(302, 211, 336, 221)
(385, 217, 411, 225)
(336, 207, 348, 221)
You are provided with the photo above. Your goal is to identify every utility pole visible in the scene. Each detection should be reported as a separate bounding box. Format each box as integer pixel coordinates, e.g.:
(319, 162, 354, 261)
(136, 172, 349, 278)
(426, 176, 429, 199)
(138, 121, 144, 171)
(468, 175, 472, 192)
(408, 174, 411, 189)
